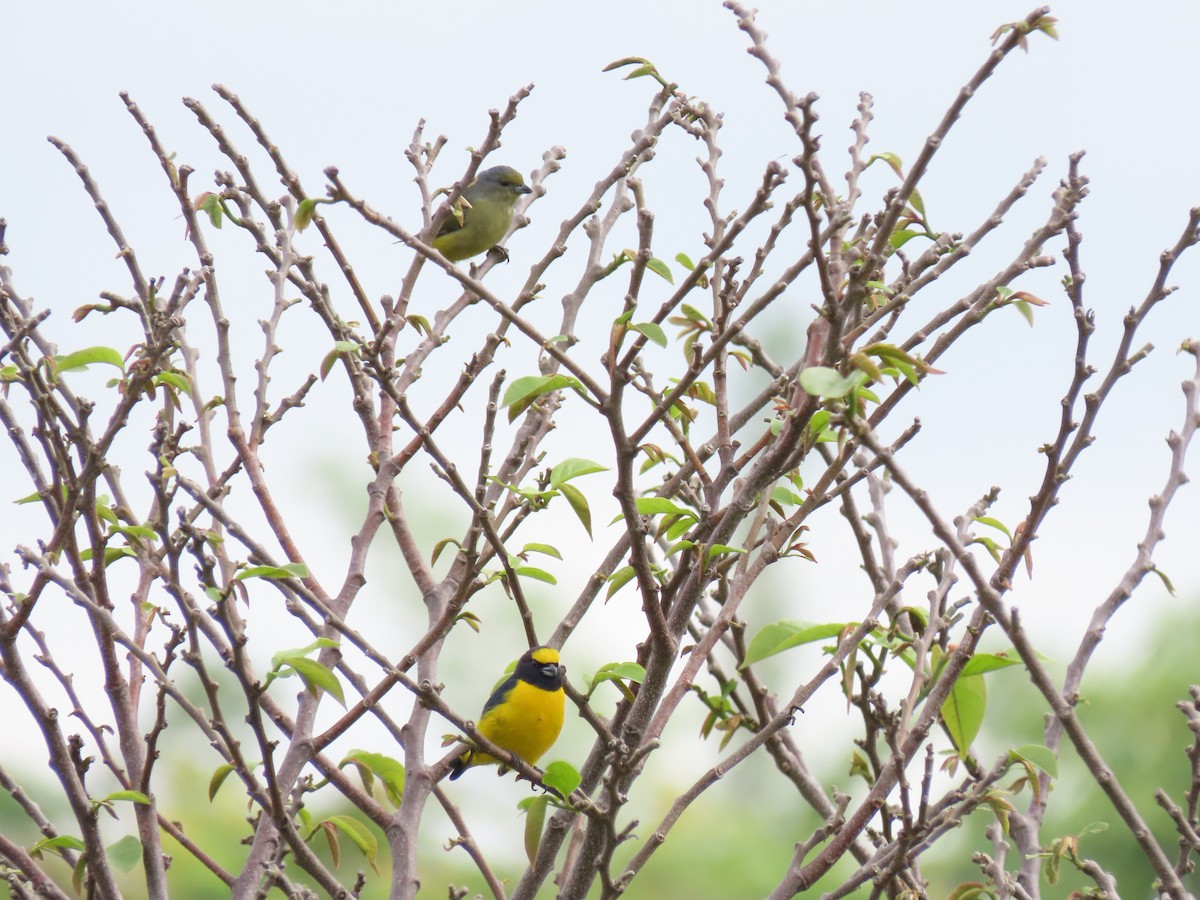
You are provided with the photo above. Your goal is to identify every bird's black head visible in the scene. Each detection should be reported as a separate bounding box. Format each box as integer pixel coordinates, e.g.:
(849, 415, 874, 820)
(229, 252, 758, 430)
(517, 646, 563, 691)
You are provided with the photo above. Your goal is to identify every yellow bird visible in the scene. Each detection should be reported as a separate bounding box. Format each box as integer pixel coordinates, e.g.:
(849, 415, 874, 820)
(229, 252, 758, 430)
(449, 646, 565, 780)
(432, 165, 532, 262)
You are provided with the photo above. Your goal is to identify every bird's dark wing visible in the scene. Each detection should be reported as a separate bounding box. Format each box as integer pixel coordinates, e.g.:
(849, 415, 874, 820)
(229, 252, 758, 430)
(480, 672, 519, 716)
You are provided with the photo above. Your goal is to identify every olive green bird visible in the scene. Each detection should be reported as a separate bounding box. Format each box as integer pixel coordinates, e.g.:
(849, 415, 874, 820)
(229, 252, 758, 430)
(432, 165, 532, 262)
(449, 646, 565, 780)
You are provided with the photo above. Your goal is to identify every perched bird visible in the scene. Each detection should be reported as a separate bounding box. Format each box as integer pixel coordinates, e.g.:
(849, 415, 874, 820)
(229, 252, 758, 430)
(432, 165, 532, 262)
(449, 646, 565, 780)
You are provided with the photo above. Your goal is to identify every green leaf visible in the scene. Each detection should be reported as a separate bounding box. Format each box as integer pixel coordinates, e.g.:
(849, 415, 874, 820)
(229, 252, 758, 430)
(521, 794, 549, 866)
(295, 198, 318, 232)
(502, 374, 583, 422)
(770, 485, 803, 507)
(209, 764, 235, 801)
(431, 537, 464, 566)
(706, 544, 745, 559)
(111, 524, 158, 542)
(80, 546, 137, 565)
(30, 834, 86, 858)
(635, 496, 692, 518)
(235, 562, 310, 582)
(340, 750, 405, 806)
(521, 543, 562, 560)
(743, 621, 851, 667)
(866, 151, 904, 177)
(269, 638, 339, 670)
(587, 661, 647, 700)
(678, 303, 712, 328)
(958, 652, 1021, 677)
(107, 835, 143, 873)
(558, 483, 593, 538)
(1150, 565, 1177, 596)
(972, 516, 1013, 541)
(406, 315, 433, 338)
(605, 565, 636, 600)
(632, 321, 668, 347)
(799, 366, 863, 399)
(320, 341, 360, 381)
(675, 252, 695, 270)
(276, 656, 346, 706)
(942, 673, 986, 755)
(1008, 743, 1058, 779)
(322, 815, 380, 874)
(513, 566, 557, 585)
(196, 192, 223, 228)
(153, 371, 191, 392)
(550, 458, 608, 486)
(541, 760, 581, 801)
(101, 790, 150, 806)
(908, 187, 926, 217)
(645, 258, 674, 284)
(53, 346, 125, 376)
(888, 229, 923, 249)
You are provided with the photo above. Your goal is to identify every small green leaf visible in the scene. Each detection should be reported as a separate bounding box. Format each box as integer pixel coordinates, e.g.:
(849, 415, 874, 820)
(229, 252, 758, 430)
(406, 315, 433, 338)
(908, 188, 926, 217)
(269, 638, 339, 669)
(558, 483, 593, 538)
(888, 229, 923, 249)
(30, 835, 86, 858)
(706, 544, 745, 558)
(550, 458, 608, 486)
(606, 565, 636, 600)
(153, 371, 191, 392)
(1150, 565, 1176, 596)
(942, 673, 986, 755)
(958, 652, 1021, 677)
(320, 341, 360, 381)
(340, 750, 405, 806)
(274, 656, 345, 706)
(1009, 743, 1058, 779)
(742, 621, 851, 667)
(541, 760, 581, 801)
(635, 496, 692, 518)
(513, 566, 557, 585)
(53, 346, 125, 376)
(322, 815, 380, 874)
(431, 537, 464, 566)
(521, 794, 548, 866)
(101, 790, 150, 806)
(645, 258, 674, 284)
(107, 835, 143, 873)
(502, 374, 583, 422)
(209, 764, 235, 801)
(236, 562, 310, 582)
(196, 192, 223, 228)
(799, 366, 864, 399)
(866, 151, 904, 177)
(675, 252, 695, 270)
(521, 543, 562, 560)
(295, 198, 318, 232)
(632, 321, 668, 347)
(972, 516, 1013, 540)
